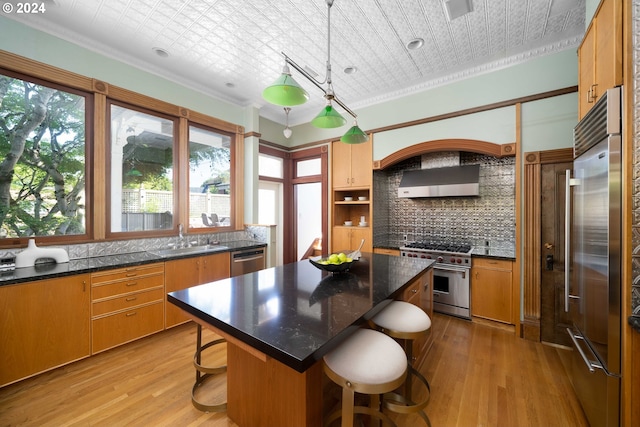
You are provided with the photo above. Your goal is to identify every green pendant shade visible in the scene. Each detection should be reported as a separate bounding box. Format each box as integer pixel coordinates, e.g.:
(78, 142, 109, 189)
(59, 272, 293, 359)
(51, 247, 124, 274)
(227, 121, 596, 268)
(340, 123, 368, 144)
(262, 72, 309, 106)
(311, 104, 346, 128)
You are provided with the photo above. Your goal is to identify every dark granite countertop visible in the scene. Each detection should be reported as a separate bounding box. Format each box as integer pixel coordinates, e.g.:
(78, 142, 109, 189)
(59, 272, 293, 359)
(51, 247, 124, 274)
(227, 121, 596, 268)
(373, 236, 515, 261)
(0, 240, 266, 286)
(168, 252, 435, 373)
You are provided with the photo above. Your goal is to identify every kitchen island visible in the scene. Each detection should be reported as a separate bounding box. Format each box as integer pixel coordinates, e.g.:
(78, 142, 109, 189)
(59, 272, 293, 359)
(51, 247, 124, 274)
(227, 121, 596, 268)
(168, 252, 434, 427)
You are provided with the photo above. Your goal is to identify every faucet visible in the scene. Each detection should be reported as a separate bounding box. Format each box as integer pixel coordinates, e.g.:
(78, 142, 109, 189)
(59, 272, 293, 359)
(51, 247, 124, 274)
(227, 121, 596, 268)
(178, 223, 186, 247)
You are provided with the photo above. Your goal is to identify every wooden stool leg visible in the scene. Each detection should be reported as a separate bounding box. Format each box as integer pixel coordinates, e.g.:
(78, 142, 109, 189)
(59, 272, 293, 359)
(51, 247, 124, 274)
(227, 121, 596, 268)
(342, 386, 355, 427)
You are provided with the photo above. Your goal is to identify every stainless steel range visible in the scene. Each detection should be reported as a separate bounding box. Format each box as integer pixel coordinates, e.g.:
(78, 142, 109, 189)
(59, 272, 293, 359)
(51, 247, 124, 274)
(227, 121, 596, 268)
(400, 241, 472, 319)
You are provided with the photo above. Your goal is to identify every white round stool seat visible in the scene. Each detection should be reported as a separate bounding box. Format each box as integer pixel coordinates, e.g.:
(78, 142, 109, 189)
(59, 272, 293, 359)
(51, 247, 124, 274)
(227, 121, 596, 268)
(324, 328, 406, 387)
(371, 300, 431, 335)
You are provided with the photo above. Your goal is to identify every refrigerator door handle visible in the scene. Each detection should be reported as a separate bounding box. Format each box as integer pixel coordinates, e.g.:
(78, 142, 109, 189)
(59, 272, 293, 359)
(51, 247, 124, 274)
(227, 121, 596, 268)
(566, 328, 599, 373)
(565, 171, 579, 312)
(566, 328, 621, 377)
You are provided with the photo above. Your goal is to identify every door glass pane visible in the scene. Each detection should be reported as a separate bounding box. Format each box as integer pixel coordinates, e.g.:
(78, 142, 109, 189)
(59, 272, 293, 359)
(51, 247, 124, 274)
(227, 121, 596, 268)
(189, 125, 232, 228)
(296, 182, 322, 260)
(110, 104, 175, 232)
(259, 153, 283, 179)
(296, 158, 321, 177)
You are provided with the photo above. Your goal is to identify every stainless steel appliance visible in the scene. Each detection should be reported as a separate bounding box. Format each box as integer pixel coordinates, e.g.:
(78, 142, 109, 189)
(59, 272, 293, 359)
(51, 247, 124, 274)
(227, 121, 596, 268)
(230, 247, 266, 277)
(566, 86, 622, 427)
(400, 241, 472, 319)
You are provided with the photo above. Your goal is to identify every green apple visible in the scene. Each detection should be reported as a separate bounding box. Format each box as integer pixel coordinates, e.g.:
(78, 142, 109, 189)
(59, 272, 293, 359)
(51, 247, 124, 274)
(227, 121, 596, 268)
(328, 254, 339, 264)
(338, 253, 347, 263)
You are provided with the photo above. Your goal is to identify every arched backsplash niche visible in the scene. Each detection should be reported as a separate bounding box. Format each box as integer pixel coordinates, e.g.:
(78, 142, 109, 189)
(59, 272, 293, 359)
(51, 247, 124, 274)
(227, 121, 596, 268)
(373, 144, 516, 251)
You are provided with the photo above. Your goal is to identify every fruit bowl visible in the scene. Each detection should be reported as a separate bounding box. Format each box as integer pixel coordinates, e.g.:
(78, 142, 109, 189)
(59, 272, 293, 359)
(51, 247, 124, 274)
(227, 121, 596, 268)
(309, 256, 356, 273)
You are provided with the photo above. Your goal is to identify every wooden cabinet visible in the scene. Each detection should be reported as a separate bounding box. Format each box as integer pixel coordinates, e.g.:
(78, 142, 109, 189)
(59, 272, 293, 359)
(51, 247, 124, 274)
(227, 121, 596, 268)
(331, 138, 373, 254)
(471, 258, 513, 324)
(91, 263, 164, 353)
(400, 268, 433, 368)
(373, 248, 400, 256)
(331, 139, 372, 189)
(578, 0, 622, 119)
(165, 252, 230, 328)
(0, 274, 91, 387)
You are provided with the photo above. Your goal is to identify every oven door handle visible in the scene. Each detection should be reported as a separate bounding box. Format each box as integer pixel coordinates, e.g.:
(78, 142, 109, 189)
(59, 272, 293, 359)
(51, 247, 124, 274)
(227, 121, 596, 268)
(436, 264, 469, 278)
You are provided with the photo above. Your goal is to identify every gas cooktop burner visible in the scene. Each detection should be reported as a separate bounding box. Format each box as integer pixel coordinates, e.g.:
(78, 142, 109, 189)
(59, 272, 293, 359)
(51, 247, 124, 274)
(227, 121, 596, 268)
(403, 241, 472, 254)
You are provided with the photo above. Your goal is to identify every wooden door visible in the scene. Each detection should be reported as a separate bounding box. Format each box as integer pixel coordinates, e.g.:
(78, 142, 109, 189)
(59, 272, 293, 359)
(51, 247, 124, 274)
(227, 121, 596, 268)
(540, 162, 573, 346)
(199, 252, 230, 283)
(578, 27, 595, 119)
(332, 228, 352, 254)
(349, 139, 372, 187)
(331, 141, 352, 188)
(165, 257, 201, 327)
(0, 275, 91, 386)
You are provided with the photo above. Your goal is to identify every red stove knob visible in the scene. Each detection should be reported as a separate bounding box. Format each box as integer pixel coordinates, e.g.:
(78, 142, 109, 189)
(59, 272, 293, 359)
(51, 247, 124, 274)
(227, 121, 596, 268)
(426, 255, 432, 259)
(420, 254, 427, 258)
(437, 256, 444, 263)
(456, 258, 462, 264)
(450, 257, 455, 263)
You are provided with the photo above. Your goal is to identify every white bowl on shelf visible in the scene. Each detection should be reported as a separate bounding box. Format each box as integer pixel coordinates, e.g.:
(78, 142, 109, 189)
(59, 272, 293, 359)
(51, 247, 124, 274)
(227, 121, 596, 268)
(344, 196, 353, 201)
(358, 196, 367, 201)
(344, 221, 353, 226)
(358, 222, 368, 227)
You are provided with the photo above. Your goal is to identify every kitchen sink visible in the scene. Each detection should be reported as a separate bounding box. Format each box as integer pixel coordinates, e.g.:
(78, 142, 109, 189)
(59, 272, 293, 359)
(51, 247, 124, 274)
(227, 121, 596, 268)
(149, 244, 229, 257)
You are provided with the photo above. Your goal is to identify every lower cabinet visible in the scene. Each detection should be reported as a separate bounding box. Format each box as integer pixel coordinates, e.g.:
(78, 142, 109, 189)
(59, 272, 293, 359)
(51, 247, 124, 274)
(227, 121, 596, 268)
(401, 268, 434, 368)
(332, 226, 372, 254)
(90, 263, 165, 354)
(165, 252, 230, 328)
(0, 274, 91, 387)
(471, 258, 513, 324)
(373, 247, 400, 256)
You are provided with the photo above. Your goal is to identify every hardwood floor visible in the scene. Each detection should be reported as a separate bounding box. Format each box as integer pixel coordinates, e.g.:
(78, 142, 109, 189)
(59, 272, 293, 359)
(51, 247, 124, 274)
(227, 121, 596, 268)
(0, 314, 588, 427)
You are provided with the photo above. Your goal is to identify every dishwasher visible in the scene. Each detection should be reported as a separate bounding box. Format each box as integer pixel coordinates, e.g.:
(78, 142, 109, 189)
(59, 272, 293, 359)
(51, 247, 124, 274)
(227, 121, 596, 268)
(230, 247, 266, 277)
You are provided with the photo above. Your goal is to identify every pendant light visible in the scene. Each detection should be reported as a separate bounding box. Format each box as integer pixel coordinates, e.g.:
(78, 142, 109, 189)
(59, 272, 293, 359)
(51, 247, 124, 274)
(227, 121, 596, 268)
(262, 0, 367, 142)
(340, 120, 368, 144)
(283, 107, 292, 138)
(262, 64, 309, 106)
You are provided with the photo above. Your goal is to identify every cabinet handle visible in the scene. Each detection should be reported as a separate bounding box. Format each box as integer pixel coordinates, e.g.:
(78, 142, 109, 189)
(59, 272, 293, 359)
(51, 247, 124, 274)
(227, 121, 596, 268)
(82, 280, 86, 292)
(412, 289, 418, 294)
(125, 272, 137, 277)
(126, 297, 137, 302)
(126, 282, 138, 287)
(588, 84, 597, 103)
(475, 272, 479, 280)
(125, 311, 137, 317)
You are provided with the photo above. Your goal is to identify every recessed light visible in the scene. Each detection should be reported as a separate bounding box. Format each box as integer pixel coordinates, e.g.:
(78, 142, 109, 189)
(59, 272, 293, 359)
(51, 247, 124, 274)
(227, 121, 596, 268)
(344, 66, 358, 75)
(152, 47, 170, 58)
(407, 38, 424, 50)
(225, 82, 236, 88)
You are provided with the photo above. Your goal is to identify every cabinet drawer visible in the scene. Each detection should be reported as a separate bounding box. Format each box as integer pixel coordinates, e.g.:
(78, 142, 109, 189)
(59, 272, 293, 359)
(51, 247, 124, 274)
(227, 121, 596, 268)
(473, 257, 512, 270)
(402, 278, 421, 302)
(91, 263, 164, 285)
(92, 287, 164, 316)
(92, 273, 164, 300)
(374, 248, 400, 256)
(92, 301, 164, 353)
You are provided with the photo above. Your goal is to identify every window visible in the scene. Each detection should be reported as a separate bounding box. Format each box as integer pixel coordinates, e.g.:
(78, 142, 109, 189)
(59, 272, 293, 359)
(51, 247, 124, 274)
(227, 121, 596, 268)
(0, 71, 90, 240)
(188, 124, 233, 229)
(108, 102, 176, 234)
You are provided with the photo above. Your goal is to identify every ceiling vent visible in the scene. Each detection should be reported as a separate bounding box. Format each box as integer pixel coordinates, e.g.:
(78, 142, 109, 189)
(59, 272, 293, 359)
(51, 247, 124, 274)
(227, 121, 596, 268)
(444, 0, 474, 21)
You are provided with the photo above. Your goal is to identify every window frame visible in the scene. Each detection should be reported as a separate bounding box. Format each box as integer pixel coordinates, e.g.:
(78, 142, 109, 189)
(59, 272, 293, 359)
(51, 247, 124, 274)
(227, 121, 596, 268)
(0, 67, 94, 245)
(186, 121, 236, 232)
(105, 99, 179, 239)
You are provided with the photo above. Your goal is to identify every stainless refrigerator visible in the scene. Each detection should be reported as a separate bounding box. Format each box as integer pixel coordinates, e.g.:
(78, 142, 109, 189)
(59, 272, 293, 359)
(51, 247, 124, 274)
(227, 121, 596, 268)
(566, 86, 622, 427)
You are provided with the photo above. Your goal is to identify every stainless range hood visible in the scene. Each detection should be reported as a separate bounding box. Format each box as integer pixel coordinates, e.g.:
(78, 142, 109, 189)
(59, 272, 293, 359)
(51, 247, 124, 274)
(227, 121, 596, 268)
(397, 164, 480, 198)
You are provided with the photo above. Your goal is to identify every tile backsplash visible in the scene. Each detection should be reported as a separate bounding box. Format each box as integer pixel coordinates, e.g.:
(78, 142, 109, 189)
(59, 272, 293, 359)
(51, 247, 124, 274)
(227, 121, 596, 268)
(373, 152, 515, 250)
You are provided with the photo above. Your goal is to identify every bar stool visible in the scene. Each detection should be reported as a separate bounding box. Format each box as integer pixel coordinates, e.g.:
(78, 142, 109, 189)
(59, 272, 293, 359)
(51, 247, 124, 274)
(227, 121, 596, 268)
(191, 323, 227, 412)
(369, 300, 432, 426)
(323, 328, 407, 427)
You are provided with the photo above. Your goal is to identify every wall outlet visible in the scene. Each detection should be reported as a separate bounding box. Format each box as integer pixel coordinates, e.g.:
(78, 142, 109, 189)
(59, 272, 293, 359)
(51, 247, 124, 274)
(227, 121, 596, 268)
(403, 234, 408, 241)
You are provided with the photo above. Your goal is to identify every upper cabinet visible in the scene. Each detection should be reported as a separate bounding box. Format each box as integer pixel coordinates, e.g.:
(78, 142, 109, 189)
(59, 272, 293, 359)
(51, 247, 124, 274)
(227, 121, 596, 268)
(331, 138, 373, 254)
(578, 0, 623, 119)
(332, 138, 373, 189)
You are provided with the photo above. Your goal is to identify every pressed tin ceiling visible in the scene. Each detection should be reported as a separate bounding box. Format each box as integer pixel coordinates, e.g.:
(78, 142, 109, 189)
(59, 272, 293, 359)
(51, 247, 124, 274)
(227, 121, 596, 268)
(6, 0, 586, 126)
